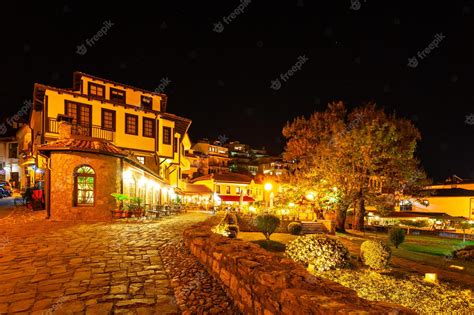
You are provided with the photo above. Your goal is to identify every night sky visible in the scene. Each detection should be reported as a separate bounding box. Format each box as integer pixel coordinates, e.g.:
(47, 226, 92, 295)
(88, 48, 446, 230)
(1, 1, 473, 181)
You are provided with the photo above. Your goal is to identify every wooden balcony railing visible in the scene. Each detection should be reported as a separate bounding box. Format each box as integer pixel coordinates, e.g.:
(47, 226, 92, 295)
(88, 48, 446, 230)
(47, 118, 114, 142)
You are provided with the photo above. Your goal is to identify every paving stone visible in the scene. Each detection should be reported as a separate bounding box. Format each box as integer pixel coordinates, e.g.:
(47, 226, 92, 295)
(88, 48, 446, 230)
(85, 302, 113, 315)
(8, 298, 35, 312)
(0, 212, 238, 314)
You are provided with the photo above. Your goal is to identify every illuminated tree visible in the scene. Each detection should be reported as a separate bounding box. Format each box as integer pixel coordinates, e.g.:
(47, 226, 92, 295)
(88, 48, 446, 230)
(283, 102, 427, 232)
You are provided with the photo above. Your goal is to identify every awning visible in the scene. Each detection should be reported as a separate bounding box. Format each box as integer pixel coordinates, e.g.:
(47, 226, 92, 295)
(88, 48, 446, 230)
(183, 184, 213, 195)
(218, 195, 255, 202)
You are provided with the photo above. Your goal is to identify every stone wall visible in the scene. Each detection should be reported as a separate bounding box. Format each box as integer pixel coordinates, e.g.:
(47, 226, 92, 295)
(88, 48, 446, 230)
(49, 152, 121, 221)
(184, 218, 413, 314)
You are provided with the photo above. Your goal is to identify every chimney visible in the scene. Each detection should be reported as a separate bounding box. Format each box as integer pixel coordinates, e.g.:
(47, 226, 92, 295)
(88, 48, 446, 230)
(58, 121, 72, 140)
(57, 114, 74, 140)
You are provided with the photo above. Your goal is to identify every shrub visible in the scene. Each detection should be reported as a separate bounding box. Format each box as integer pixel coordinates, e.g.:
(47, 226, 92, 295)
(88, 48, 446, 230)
(287, 222, 303, 235)
(223, 212, 237, 225)
(211, 213, 239, 238)
(254, 214, 280, 240)
(360, 240, 392, 270)
(227, 225, 239, 238)
(388, 227, 405, 248)
(452, 245, 474, 261)
(285, 235, 350, 271)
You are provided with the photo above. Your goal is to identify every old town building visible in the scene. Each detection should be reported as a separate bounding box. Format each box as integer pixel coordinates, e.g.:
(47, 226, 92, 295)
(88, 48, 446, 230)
(25, 72, 192, 220)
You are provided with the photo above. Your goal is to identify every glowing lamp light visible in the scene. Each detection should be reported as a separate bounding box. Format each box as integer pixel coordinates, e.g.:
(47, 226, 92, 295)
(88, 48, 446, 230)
(281, 209, 289, 215)
(368, 212, 374, 217)
(138, 176, 146, 187)
(332, 186, 338, 192)
(306, 193, 315, 201)
(264, 183, 273, 191)
(424, 273, 438, 283)
(123, 170, 133, 181)
(288, 202, 296, 208)
(249, 206, 256, 213)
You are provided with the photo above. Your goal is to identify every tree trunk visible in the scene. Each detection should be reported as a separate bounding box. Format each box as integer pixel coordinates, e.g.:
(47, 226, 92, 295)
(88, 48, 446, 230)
(335, 205, 347, 233)
(353, 195, 365, 231)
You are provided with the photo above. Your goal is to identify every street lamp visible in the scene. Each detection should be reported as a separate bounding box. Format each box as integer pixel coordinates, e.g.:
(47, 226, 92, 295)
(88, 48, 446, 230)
(264, 183, 273, 191)
(264, 182, 273, 209)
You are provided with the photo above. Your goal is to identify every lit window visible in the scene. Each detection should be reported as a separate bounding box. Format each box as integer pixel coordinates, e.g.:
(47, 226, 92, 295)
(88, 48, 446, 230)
(101, 109, 115, 131)
(8, 143, 18, 158)
(110, 88, 126, 103)
(141, 96, 153, 110)
(137, 156, 145, 164)
(163, 127, 171, 145)
(74, 165, 95, 206)
(236, 187, 241, 194)
(88, 83, 105, 98)
(226, 186, 230, 194)
(125, 114, 138, 135)
(143, 118, 155, 138)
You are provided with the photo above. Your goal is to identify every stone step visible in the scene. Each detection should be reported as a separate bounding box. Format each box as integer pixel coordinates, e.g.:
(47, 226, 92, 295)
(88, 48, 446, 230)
(301, 222, 327, 234)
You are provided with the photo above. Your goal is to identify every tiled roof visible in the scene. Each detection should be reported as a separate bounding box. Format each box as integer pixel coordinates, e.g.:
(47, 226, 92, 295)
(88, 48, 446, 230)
(191, 173, 253, 184)
(38, 138, 125, 156)
(160, 113, 192, 138)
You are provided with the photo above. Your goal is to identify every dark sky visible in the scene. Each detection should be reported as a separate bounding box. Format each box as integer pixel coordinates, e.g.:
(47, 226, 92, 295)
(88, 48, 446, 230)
(1, 1, 473, 181)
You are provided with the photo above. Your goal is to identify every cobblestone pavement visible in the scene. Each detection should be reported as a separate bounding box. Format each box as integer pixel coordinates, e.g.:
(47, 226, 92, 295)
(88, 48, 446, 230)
(0, 212, 237, 314)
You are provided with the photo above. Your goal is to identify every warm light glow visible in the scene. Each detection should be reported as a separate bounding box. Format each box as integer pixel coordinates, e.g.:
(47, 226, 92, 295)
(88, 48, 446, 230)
(138, 176, 146, 187)
(264, 183, 273, 191)
(332, 186, 338, 191)
(123, 170, 133, 181)
(288, 202, 296, 208)
(424, 273, 438, 283)
(306, 193, 315, 200)
(249, 206, 256, 212)
(280, 209, 289, 215)
(368, 212, 374, 217)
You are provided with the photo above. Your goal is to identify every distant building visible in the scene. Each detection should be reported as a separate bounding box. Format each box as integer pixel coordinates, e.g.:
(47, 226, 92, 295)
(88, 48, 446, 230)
(399, 175, 474, 219)
(190, 173, 265, 206)
(191, 139, 230, 175)
(25, 72, 192, 220)
(0, 127, 21, 189)
(225, 141, 288, 177)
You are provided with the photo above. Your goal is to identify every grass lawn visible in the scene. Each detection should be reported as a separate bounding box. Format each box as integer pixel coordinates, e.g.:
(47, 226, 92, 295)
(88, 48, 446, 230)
(238, 232, 297, 252)
(337, 231, 474, 277)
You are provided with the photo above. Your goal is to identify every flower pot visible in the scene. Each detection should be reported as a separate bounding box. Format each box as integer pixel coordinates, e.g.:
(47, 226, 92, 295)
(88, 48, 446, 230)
(112, 209, 123, 219)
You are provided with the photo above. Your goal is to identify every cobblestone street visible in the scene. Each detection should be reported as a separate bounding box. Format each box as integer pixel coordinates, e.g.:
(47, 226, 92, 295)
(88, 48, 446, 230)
(0, 212, 237, 314)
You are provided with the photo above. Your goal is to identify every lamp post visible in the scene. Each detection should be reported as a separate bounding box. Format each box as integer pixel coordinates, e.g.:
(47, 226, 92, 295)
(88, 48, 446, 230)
(264, 182, 273, 209)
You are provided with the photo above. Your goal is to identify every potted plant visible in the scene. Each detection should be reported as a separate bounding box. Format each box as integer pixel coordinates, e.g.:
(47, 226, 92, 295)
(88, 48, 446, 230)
(111, 193, 129, 219)
(128, 197, 144, 218)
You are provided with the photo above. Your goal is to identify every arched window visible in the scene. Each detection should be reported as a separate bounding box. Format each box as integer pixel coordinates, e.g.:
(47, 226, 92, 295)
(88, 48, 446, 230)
(74, 165, 95, 206)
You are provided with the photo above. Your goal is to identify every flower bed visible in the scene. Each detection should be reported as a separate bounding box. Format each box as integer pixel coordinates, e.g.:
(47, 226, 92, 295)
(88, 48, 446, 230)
(311, 269, 473, 314)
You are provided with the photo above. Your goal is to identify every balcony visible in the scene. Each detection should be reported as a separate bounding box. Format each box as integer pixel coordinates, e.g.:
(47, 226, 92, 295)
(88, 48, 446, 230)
(47, 118, 115, 142)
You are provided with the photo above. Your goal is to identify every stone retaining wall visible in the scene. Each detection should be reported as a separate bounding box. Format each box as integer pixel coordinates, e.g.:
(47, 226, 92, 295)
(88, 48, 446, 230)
(184, 218, 413, 314)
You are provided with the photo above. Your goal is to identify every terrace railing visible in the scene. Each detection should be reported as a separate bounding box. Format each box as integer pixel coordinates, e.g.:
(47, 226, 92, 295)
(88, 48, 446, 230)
(47, 118, 115, 142)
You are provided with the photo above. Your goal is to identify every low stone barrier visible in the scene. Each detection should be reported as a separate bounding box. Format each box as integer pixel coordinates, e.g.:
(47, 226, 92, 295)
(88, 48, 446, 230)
(183, 218, 413, 314)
